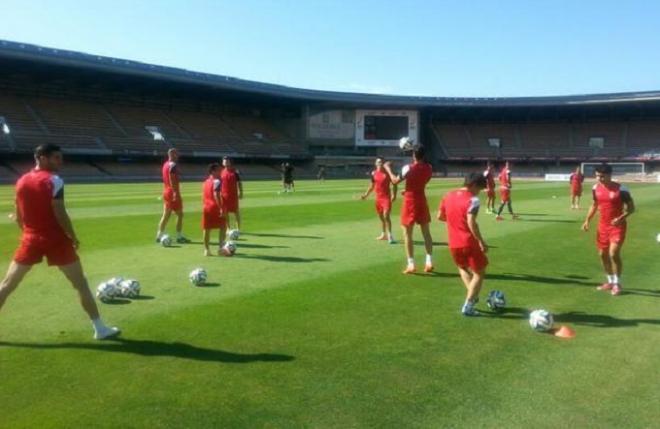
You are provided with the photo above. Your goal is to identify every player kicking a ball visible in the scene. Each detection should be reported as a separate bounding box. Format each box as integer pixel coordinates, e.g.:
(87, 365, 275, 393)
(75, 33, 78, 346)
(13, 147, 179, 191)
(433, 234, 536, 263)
(582, 164, 634, 296)
(495, 161, 519, 220)
(383, 146, 434, 274)
(438, 173, 489, 316)
(220, 157, 243, 231)
(156, 148, 190, 244)
(569, 166, 585, 209)
(0, 144, 120, 340)
(202, 163, 227, 256)
(361, 157, 397, 244)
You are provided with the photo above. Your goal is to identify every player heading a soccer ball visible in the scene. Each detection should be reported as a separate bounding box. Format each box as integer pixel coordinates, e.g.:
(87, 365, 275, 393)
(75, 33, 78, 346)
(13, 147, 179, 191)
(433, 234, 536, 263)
(383, 145, 434, 274)
(438, 172, 489, 316)
(202, 163, 227, 257)
(582, 163, 635, 296)
(0, 144, 120, 340)
(156, 148, 190, 244)
(361, 157, 397, 244)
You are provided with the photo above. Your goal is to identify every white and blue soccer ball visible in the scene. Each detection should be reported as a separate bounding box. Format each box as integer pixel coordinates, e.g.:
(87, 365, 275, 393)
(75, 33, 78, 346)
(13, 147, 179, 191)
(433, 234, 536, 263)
(96, 282, 117, 302)
(160, 234, 172, 247)
(399, 137, 414, 151)
(228, 229, 240, 241)
(486, 290, 506, 310)
(118, 279, 141, 298)
(222, 241, 237, 257)
(107, 276, 124, 287)
(189, 268, 208, 286)
(529, 309, 554, 332)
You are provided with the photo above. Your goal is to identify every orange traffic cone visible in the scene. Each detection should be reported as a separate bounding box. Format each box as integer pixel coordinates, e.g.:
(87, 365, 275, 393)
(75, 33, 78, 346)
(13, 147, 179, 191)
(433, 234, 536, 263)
(553, 325, 576, 339)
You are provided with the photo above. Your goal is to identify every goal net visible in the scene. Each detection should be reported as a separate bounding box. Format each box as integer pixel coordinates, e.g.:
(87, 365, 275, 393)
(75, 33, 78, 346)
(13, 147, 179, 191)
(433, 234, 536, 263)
(581, 162, 646, 179)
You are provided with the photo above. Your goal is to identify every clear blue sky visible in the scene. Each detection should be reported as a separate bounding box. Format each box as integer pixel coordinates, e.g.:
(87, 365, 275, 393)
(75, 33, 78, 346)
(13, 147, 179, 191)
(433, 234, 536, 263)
(1, 0, 659, 97)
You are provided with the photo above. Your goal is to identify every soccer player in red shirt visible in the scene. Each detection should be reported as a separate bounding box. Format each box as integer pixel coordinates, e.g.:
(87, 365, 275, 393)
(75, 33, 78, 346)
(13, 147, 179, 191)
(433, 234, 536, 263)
(383, 146, 434, 274)
(220, 157, 243, 231)
(495, 161, 519, 220)
(569, 166, 585, 209)
(438, 172, 489, 316)
(361, 157, 398, 244)
(202, 163, 227, 256)
(582, 164, 635, 296)
(483, 162, 496, 214)
(157, 148, 189, 243)
(0, 144, 120, 340)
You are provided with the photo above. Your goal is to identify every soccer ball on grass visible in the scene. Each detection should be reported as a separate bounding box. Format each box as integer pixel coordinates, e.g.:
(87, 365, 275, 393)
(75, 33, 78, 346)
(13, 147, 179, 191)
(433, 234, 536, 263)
(96, 282, 118, 302)
(486, 290, 506, 310)
(160, 234, 172, 247)
(118, 279, 141, 298)
(222, 241, 237, 257)
(529, 309, 554, 332)
(189, 268, 208, 286)
(228, 229, 240, 241)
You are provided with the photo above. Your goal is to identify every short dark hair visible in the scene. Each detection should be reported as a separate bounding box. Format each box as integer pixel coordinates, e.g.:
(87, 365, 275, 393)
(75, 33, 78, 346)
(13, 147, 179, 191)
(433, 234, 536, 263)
(595, 163, 612, 175)
(413, 146, 425, 160)
(464, 172, 487, 188)
(208, 162, 220, 174)
(34, 144, 61, 158)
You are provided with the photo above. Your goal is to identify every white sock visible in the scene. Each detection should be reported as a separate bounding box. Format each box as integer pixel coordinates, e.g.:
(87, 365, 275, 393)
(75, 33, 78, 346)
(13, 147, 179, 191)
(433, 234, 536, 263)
(612, 274, 619, 285)
(607, 274, 614, 284)
(425, 254, 433, 265)
(91, 318, 105, 332)
(407, 257, 415, 266)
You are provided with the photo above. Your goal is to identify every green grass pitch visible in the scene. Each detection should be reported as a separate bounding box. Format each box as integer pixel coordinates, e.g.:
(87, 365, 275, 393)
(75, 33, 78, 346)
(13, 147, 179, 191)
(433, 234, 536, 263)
(0, 178, 658, 428)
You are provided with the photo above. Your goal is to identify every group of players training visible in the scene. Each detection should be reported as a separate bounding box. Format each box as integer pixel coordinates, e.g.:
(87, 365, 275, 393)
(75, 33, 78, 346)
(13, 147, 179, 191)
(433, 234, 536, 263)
(0, 142, 635, 339)
(359, 145, 634, 316)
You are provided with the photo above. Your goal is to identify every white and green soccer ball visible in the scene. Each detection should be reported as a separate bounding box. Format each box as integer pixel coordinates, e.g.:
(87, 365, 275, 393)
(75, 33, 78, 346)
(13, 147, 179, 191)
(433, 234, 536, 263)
(189, 268, 207, 286)
(529, 309, 554, 332)
(486, 290, 506, 310)
(96, 282, 117, 302)
(222, 241, 237, 257)
(118, 279, 141, 298)
(160, 234, 172, 247)
(228, 229, 240, 241)
(399, 136, 414, 151)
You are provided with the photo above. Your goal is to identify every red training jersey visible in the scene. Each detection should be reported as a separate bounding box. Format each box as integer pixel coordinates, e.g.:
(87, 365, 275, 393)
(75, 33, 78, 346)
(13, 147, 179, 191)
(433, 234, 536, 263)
(203, 176, 222, 211)
(15, 168, 66, 237)
(162, 160, 180, 191)
(592, 182, 631, 226)
(371, 169, 392, 200)
(570, 173, 584, 188)
(400, 162, 432, 199)
(498, 168, 511, 189)
(220, 168, 241, 199)
(439, 188, 481, 248)
(484, 168, 495, 190)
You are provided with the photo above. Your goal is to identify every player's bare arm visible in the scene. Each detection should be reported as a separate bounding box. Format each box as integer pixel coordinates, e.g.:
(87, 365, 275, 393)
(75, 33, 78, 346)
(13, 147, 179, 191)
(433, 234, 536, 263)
(383, 162, 402, 185)
(582, 201, 598, 231)
(467, 213, 488, 252)
(238, 180, 243, 199)
(14, 200, 23, 229)
(361, 183, 374, 200)
(170, 171, 179, 197)
(612, 194, 635, 226)
(216, 193, 224, 218)
(52, 198, 79, 248)
(391, 183, 398, 202)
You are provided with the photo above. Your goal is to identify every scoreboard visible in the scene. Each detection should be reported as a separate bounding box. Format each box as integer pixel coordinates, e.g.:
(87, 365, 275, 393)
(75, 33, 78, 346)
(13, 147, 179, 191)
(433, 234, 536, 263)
(355, 109, 418, 147)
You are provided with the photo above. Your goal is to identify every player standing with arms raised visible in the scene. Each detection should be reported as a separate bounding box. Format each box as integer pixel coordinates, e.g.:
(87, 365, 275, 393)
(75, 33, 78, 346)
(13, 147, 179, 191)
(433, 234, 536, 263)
(582, 164, 634, 296)
(569, 166, 585, 209)
(0, 144, 120, 340)
(156, 148, 189, 243)
(495, 161, 519, 220)
(202, 163, 227, 256)
(383, 146, 434, 274)
(484, 162, 496, 214)
(220, 157, 243, 231)
(438, 172, 489, 316)
(361, 157, 397, 244)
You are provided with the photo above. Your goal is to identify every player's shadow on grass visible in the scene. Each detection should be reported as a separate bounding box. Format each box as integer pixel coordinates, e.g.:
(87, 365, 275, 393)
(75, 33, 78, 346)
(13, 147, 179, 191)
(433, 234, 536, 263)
(618, 288, 660, 298)
(133, 295, 156, 300)
(104, 298, 131, 305)
(242, 232, 324, 240)
(517, 213, 550, 216)
(429, 271, 597, 287)
(196, 282, 220, 287)
(234, 254, 329, 263)
(482, 308, 660, 328)
(518, 219, 579, 224)
(413, 241, 447, 246)
(187, 241, 289, 249)
(0, 339, 295, 364)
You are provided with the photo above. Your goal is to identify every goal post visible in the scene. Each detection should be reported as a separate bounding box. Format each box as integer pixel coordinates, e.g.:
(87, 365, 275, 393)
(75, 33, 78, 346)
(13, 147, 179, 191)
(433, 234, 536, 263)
(581, 162, 645, 178)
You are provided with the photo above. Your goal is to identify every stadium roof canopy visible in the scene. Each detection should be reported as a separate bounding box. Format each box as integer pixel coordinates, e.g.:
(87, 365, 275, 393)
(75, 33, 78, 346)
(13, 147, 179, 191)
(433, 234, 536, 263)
(2, 39, 660, 110)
